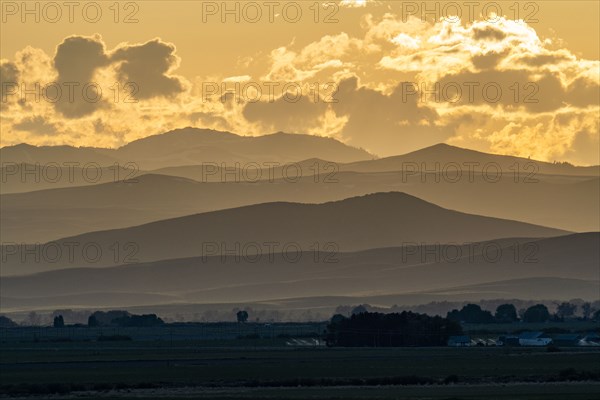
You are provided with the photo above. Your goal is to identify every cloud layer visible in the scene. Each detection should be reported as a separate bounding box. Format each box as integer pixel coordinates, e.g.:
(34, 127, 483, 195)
(1, 12, 598, 165)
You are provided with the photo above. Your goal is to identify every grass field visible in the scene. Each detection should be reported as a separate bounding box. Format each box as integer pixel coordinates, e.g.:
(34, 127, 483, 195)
(1, 336, 600, 399)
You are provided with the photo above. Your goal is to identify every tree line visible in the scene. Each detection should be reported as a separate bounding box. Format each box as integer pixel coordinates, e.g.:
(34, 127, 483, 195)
(446, 302, 599, 324)
(325, 311, 463, 347)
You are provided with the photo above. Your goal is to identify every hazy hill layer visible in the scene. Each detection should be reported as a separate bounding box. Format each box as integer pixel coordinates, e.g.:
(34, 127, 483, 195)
(1, 171, 595, 243)
(2, 233, 596, 311)
(0, 193, 568, 275)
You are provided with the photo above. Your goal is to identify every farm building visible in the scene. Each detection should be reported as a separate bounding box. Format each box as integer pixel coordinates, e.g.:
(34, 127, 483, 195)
(554, 334, 582, 347)
(447, 335, 471, 347)
(498, 335, 520, 346)
(579, 332, 600, 346)
(518, 332, 552, 346)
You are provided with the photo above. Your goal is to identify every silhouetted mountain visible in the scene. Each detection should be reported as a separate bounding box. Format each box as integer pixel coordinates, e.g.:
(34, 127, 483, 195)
(0, 128, 372, 171)
(343, 143, 599, 176)
(0, 143, 118, 166)
(1, 192, 568, 275)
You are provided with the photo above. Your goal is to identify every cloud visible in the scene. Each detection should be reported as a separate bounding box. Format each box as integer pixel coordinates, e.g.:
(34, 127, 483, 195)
(54, 35, 109, 82)
(111, 39, 187, 99)
(52, 35, 110, 118)
(1, 13, 598, 165)
(472, 26, 507, 41)
(188, 111, 232, 131)
(0, 60, 19, 102)
(243, 77, 449, 154)
(340, 0, 368, 7)
(13, 115, 58, 136)
(243, 92, 329, 134)
(330, 77, 449, 153)
(569, 128, 600, 166)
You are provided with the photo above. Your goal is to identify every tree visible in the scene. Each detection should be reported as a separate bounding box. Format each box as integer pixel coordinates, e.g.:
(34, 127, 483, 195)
(351, 305, 369, 315)
(330, 314, 346, 325)
(523, 304, 550, 323)
(555, 302, 577, 320)
(447, 304, 495, 324)
(25, 311, 41, 326)
(236, 310, 249, 323)
(112, 314, 164, 327)
(495, 304, 518, 323)
(0, 316, 17, 328)
(88, 315, 99, 327)
(581, 302, 594, 320)
(53, 315, 65, 328)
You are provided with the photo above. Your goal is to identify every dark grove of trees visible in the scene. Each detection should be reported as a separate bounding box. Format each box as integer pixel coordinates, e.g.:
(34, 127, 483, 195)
(326, 311, 463, 347)
(87, 311, 164, 327)
(444, 303, 592, 324)
(522, 304, 551, 323)
(495, 304, 518, 323)
(0, 315, 18, 328)
(111, 314, 164, 327)
(447, 304, 495, 324)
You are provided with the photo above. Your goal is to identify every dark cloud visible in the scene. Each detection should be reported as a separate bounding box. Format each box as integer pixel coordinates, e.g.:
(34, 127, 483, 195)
(473, 27, 507, 41)
(188, 112, 232, 130)
(436, 70, 568, 112)
(45, 36, 186, 118)
(13, 116, 57, 135)
(519, 54, 571, 67)
(54, 36, 109, 82)
(1, 61, 19, 101)
(242, 77, 450, 155)
(472, 50, 509, 70)
(53, 35, 110, 118)
(243, 93, 328, 132)
(565, 77, 600, 108)
(111, 39, 185, 99)
(331, 77, 449, 153)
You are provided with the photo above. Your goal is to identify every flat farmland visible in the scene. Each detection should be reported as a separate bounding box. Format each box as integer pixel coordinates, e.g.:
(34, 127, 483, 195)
(1, 337, 599, 399)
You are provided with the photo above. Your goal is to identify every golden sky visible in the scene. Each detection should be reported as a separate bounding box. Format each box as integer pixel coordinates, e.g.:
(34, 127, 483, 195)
(1, 0, 599, 164)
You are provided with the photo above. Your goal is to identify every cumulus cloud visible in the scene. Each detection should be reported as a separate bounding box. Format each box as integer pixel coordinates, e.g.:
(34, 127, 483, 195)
(111, 39, 186, 99)
(52, 35, 110, 118)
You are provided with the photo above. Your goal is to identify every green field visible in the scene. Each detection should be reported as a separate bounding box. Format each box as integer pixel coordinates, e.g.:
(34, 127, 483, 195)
(1, 337, 600, 399)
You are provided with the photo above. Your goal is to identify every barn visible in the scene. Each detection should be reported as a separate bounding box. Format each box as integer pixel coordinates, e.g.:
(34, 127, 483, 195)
(518, 332, 552, 346)
(447, 335, 471, 347)
(554, 334, 583, 347)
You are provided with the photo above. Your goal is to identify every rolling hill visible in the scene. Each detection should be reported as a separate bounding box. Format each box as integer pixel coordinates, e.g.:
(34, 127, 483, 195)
(1, 169, 596, 243)
(0, 192, 569, 276)
(1, 233, 596, 312)
(342, 143, 600, 176)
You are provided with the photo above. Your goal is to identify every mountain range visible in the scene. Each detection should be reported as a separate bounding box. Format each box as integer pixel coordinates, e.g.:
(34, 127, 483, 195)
(1, 127, 597, 317)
